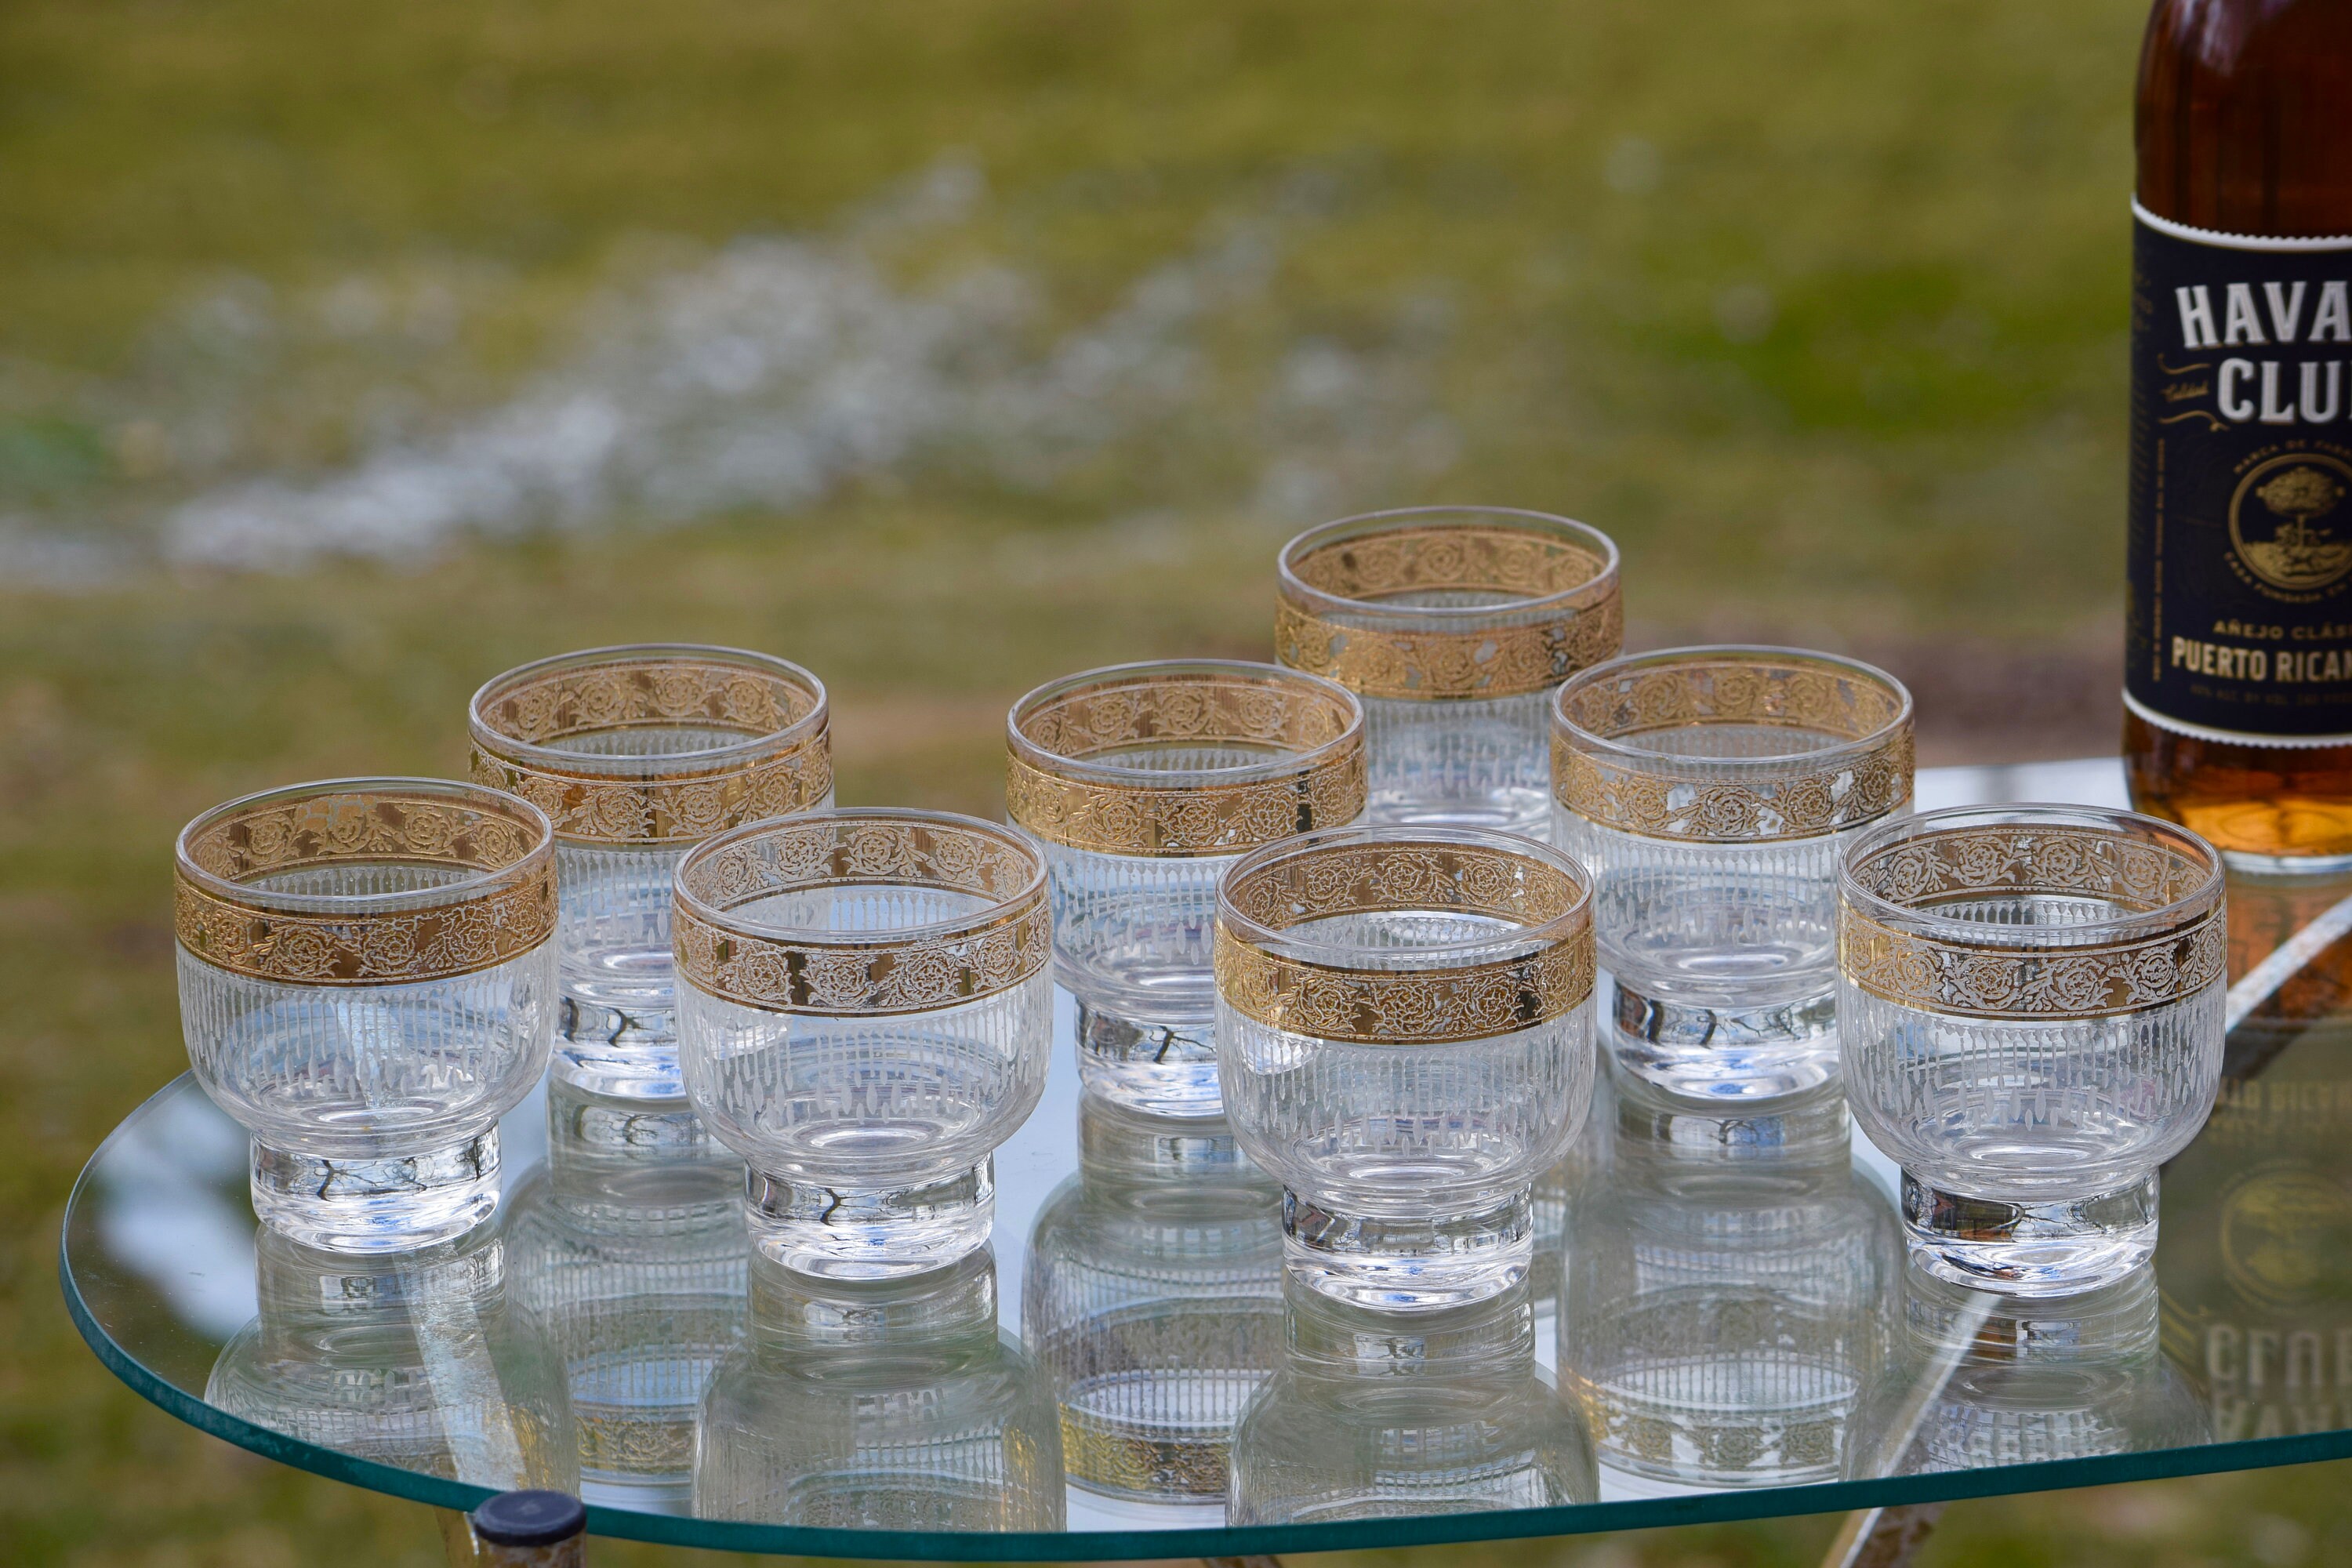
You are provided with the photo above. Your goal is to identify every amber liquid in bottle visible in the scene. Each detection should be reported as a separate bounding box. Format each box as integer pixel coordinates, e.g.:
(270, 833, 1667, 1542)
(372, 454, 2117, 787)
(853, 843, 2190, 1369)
(2125, 0, 2352, 863)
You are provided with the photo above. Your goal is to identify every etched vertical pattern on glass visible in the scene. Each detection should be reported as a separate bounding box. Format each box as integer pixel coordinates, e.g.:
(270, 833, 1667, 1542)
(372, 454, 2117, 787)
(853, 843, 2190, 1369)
(1846, 1262, 2207, 1478)
(205, 1222, 579, 1494)
(673, 811, 1054, 1279)
(1007, 660, 1366, 1116)
(504, 1082, 747, 1511)
(1559, 1080, 1899, 1493)
(470, 644, 833, 1101)
(1023, 1100, 1285, 1504)
(1214, 826, 1598, 1309)
(1275, 506, 1621, 837)
(693, 1249, 1065, 1530)
(173, 779, 557, 1252)
(1552, 647, 1915, 1101)
(1227, 1274, 1597, 1523)
(1838, 806, 2228, 1295)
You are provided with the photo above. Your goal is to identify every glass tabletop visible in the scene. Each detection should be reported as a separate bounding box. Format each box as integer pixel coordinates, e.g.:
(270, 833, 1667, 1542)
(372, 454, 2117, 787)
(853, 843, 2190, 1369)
(62, 759, 2352, 1561)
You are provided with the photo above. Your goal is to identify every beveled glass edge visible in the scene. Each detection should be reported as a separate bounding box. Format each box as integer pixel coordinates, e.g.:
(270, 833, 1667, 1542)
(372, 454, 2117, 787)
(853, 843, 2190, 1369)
(63, 1070, 2352, 1561)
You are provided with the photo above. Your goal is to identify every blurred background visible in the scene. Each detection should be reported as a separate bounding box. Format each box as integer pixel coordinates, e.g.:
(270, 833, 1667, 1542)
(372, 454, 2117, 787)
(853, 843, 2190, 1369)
(7, 1, 2350, 1564)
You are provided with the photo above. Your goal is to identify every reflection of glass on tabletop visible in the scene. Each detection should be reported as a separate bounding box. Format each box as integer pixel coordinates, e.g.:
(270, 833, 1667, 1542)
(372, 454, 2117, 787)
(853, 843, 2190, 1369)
(205, 1218, 577, 1494)
(504, 1080, 748, 1512)
(1847, 1261, 2206, 1477)
(693, 1247, 1065, 1530)
(1559, 1073, 1899, 1493)
(1024, 1097, 1285, 1508)
(1227, 1271, 1597, 1523)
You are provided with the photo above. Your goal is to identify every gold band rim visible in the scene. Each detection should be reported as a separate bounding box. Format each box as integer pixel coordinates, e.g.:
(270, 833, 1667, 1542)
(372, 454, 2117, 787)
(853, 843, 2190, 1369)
(1005, 662, 1368, 857)
(1551, 648, 1915, 842)
(172, 780, 557, 985)
(1214, 831, 1595, 1044)
(468, 646, 833, 845)
(1838, 902, 2227, 1021)
(671, 811, 1051, 1014)
(1273, 512, 1623, 702)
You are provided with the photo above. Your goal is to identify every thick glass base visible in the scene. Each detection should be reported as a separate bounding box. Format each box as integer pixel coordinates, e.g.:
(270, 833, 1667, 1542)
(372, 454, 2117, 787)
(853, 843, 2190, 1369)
(555, 994, 683, 1102)
(1075, 1002, 1222, 1118)
(249, 1129, 500, 1253)
(1608, 982, 1838, 1102)
(744, 1160, 994, 1280)
(1281, 1186, 1531, 1312)
(1900, 1171, 2158, 1297)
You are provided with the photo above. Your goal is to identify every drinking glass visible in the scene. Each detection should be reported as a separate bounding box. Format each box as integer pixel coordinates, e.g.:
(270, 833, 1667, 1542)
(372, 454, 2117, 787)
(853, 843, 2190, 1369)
(1846, 1261, 2205, 1477)
(1023, 1098, 1285, 1508)
(504, 1081, 748, 1510)
(1840, 805, 2228, 1295)
(1552, 647, 1915, 1101)
(693, 1247, 1065, 1530)
(1214, 825, 1598, 1309)
(470, 644, 833, 1102)
(672, 809, 1054, 1278)
(207, 1220, 579, 1494)
(1275, 506, 1621, 837)
(175, 778, 557, 1252)
(1226, 1272, 1597, 1523)
(1559, 1074, 1899, 1492)
(1007, 659, 1366, 1116)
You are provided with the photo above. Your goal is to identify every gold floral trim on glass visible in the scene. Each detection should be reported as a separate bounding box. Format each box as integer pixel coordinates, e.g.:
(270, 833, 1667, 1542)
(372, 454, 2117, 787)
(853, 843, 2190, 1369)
(1838, 813, 2227, 1021)
(174, 780, 557, 985)
(1214, 832, 1595, 1044)
(672, 811, 1050, 1015)
(1274, 508, 1622, 702)
(1005, 661, 1367, 858)
(469, 645, 831, 846)
(1552, 648, 1914, 843)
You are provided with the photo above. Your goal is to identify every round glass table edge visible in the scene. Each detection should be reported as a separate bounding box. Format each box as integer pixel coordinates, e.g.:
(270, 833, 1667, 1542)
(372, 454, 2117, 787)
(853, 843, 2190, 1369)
(58, 1149, 2352, 1567)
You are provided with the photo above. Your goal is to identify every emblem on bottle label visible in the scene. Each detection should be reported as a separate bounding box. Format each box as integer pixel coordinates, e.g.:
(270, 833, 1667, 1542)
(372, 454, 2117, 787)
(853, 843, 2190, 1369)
(2128, 203, 2352, 743)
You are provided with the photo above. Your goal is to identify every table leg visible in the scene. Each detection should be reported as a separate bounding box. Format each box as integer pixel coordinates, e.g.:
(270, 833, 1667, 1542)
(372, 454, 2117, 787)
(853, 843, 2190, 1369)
(1820, 1503, 1944, 1568)
(439, 1509, 479, 1566)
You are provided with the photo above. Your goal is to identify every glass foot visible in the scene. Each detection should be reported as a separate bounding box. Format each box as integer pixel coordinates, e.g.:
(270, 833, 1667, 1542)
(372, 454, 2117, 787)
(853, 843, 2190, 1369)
(1609, 982, 1838, 1102)
(1075, 1003, 1222, 1118)
(1281, 1186, 1531, 1311)
(1900, 1171, 2159, 1297)
(554, 994, 683, 1101)
(745, 1160, 994, 1280)
(249, 1129, 499, 1253)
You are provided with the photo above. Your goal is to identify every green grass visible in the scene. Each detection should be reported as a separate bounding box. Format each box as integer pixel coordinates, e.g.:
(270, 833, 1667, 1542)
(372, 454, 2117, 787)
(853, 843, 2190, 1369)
(8, 1, 2352, 1564)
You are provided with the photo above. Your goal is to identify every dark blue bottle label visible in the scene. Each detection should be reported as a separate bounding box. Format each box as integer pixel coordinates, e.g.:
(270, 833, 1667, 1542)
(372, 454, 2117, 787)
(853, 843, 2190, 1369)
(2128, 204, 2352, 743)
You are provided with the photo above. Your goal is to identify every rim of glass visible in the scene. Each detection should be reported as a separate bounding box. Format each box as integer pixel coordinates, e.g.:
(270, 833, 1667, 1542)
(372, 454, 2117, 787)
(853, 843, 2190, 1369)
(672, 807, 1047, 949)
(173, 775, 554, 915)
(1839, 803, 2225, 946)
(1006, 658, 1365, 788)
(1276, 506, 1620, 622)
(1552, 644, 1914, 774)
(468, 643, 829, 776)
(1216, 823, 1592, 968)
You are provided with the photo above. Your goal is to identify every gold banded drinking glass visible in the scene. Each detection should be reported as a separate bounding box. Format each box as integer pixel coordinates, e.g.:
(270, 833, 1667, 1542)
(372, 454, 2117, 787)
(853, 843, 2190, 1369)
(1552, 647, 1915, 1101)
(174, 777, 557, 1251)
(672, 809, 1054, 1277)
(470, 644, 832, 1102)
(1838, 805, 2228, 1295)
(1007, 659, 1366, 1116)
(1275, 506, 1621, 837)
(1214, 825, 1599, 1309)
